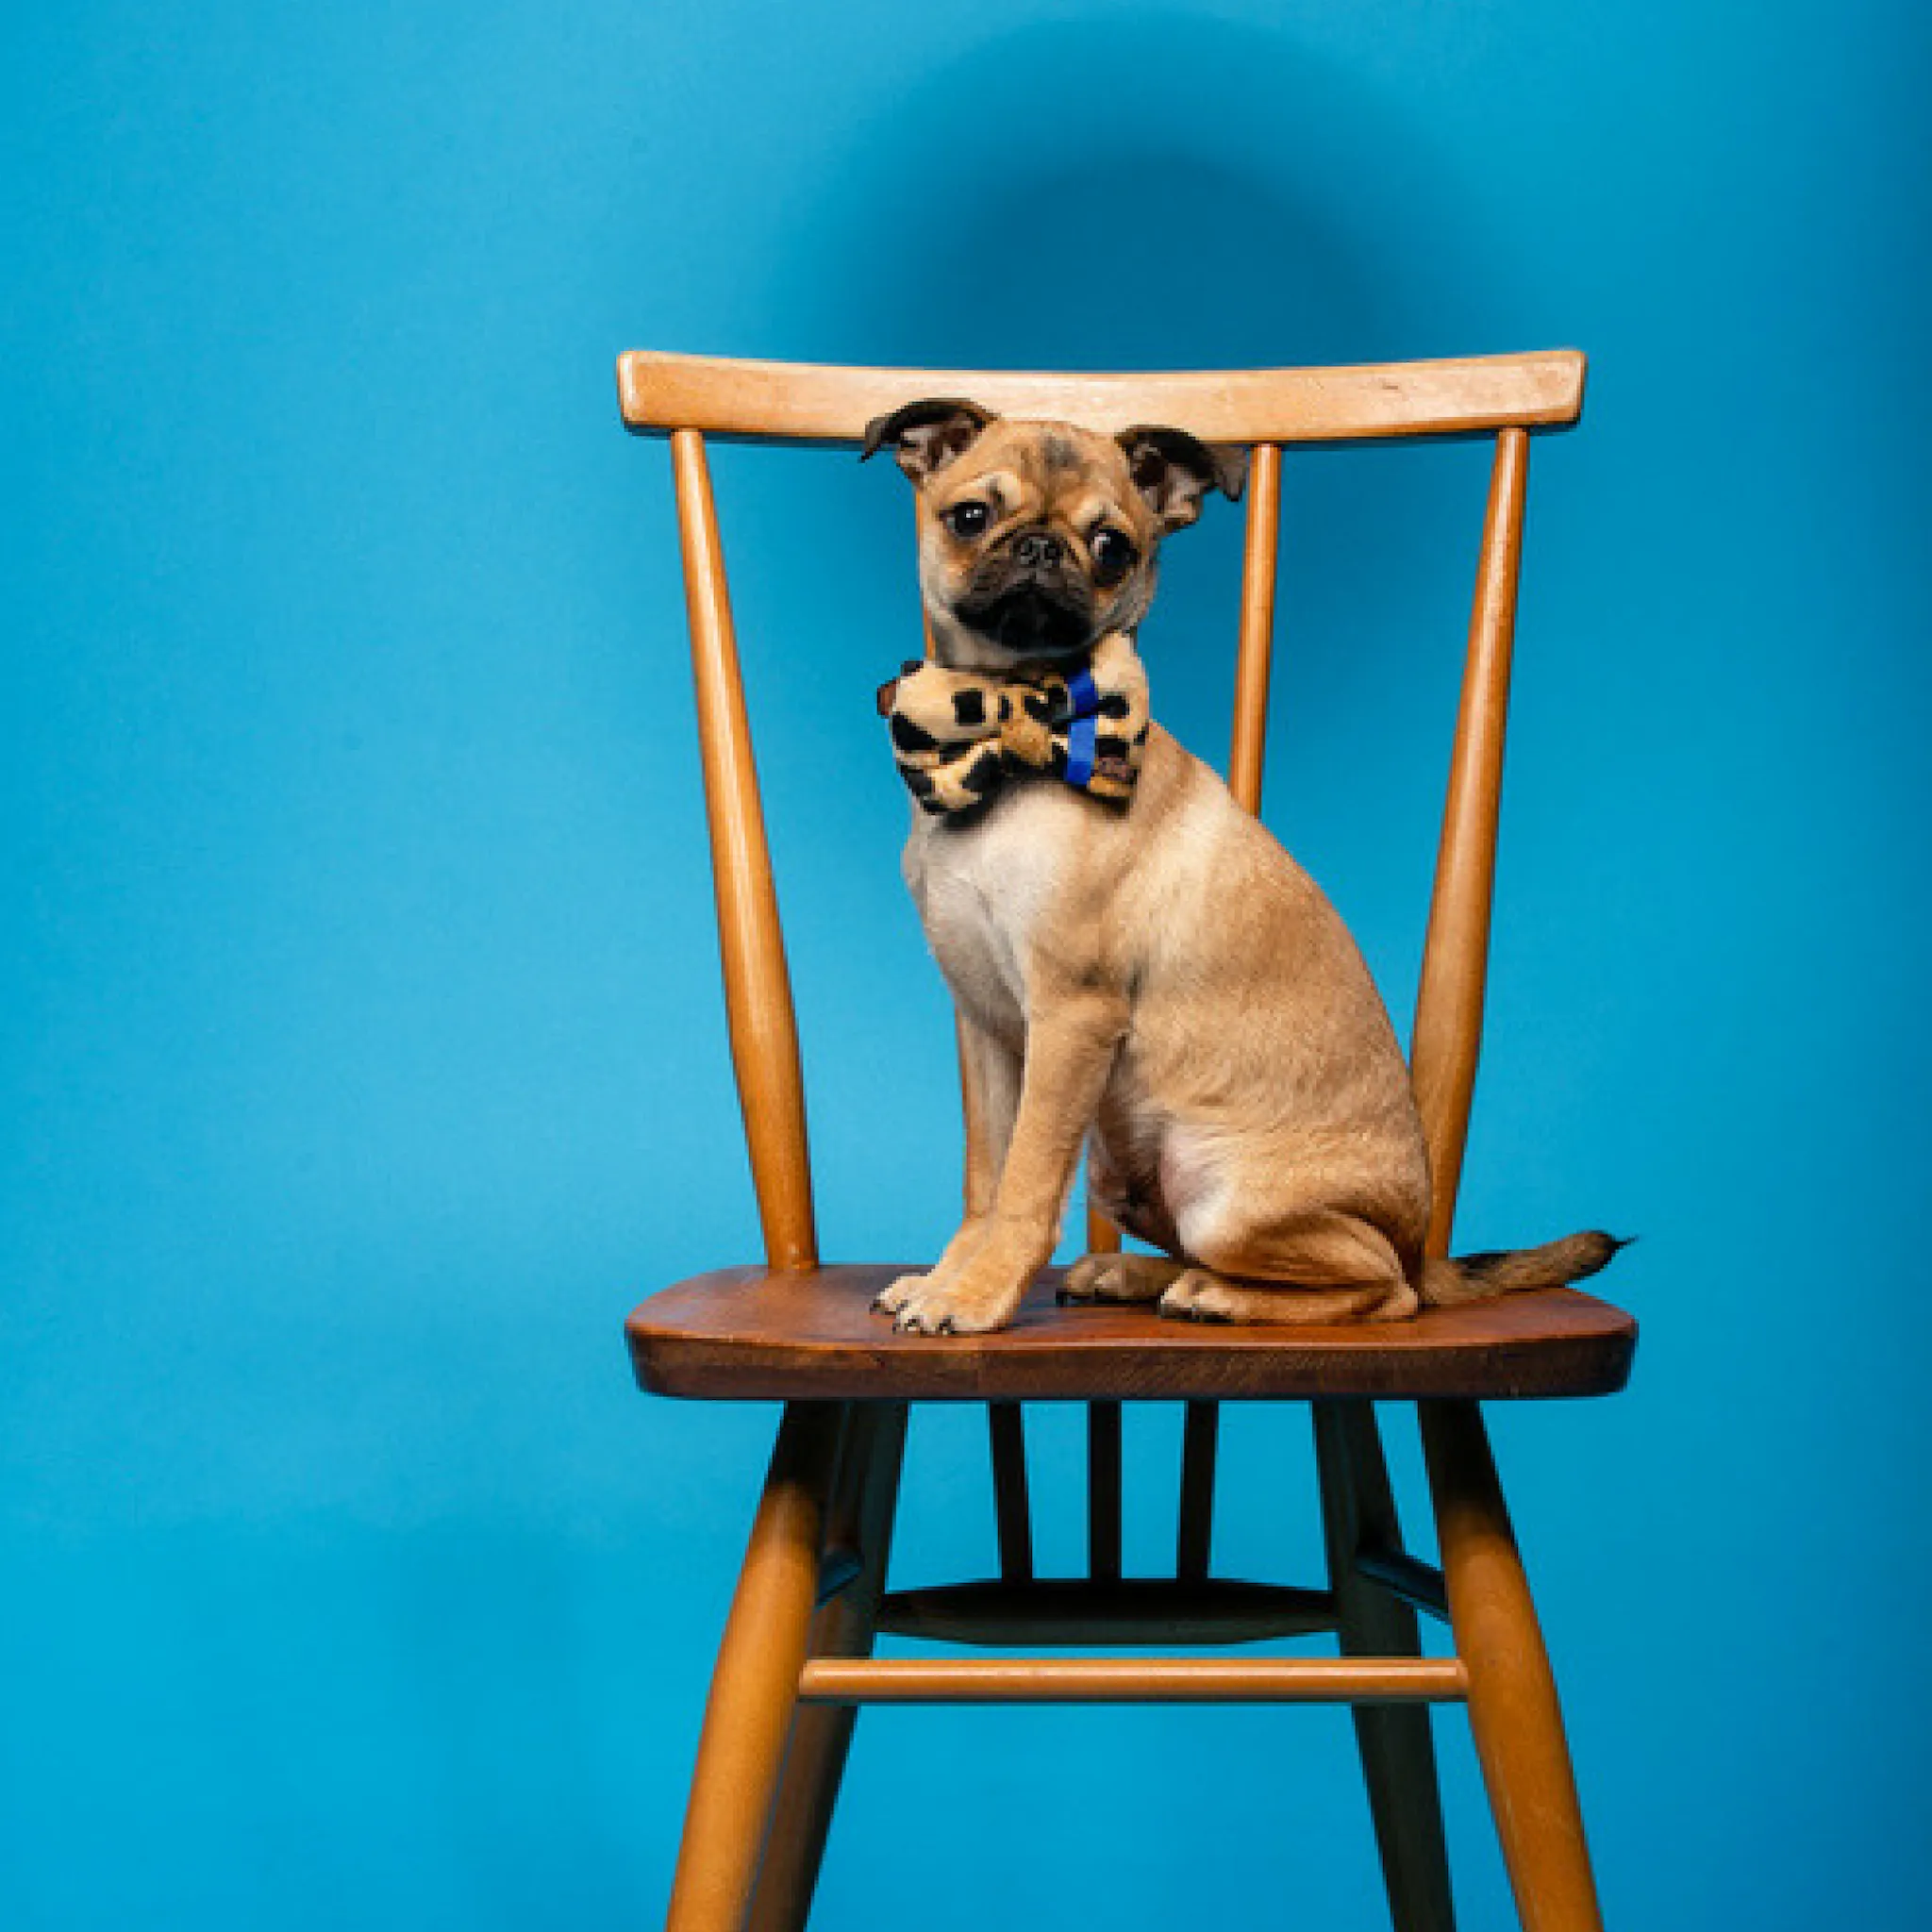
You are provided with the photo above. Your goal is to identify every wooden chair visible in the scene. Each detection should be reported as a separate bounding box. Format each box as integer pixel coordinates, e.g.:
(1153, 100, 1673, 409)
(616, 348, 1637, 1932)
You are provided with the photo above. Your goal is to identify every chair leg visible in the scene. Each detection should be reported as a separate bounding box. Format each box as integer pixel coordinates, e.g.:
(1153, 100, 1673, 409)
(1420, 1401, 1604, 1932)
(746, 1403, 909, 1932)
(1313, 1401, 1458, 1932)
(665, 1402, 844, 1932)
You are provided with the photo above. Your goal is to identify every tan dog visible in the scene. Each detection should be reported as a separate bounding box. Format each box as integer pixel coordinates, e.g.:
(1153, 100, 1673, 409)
(862, 399, 1617, 1336)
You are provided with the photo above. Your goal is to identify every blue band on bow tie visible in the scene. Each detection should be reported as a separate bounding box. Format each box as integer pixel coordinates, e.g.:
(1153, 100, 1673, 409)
(1064, 666, 1099, 789)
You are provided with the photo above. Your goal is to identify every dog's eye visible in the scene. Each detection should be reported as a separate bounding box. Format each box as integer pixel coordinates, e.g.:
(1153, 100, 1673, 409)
(943, 501, 990, 539)
(1091, 527, 1138, 585)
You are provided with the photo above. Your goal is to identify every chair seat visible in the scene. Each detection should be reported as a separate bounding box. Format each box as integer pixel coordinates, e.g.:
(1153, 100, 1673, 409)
(625, 1265, 1637, 1403)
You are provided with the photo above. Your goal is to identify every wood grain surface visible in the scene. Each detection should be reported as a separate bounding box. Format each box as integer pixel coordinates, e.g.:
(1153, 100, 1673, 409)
(619, 349, 1586, 445)
(625, 1266, 1636, 1403)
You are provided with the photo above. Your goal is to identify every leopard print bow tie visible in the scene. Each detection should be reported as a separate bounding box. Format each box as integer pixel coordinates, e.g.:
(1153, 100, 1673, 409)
(876, 632, 1151, 816)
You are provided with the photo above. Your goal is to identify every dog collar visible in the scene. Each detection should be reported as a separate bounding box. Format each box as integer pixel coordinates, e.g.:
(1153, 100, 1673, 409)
(877, 632, 1151, 816)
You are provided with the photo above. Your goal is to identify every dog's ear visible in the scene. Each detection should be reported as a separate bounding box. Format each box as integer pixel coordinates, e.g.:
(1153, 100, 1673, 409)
(1116, 426, 1249, 532)
(860, 398, 994, 486)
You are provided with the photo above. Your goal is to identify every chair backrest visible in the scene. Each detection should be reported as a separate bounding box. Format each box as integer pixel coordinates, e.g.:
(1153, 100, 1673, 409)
(617, 350, 1587, 1274)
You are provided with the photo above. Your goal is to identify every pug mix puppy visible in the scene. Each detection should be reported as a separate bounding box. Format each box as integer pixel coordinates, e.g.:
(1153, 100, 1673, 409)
(863, 398, 1616, 1335)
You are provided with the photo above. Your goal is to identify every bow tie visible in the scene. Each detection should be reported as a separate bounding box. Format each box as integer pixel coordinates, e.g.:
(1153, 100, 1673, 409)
(876, 633, 1151, 816)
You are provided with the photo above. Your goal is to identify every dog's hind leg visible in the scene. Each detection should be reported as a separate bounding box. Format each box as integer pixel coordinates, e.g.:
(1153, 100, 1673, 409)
(1160, 1208, 1419, 1325)
(1063, 1129, 1186, 1303)
(1160, 1268, 1415, 1324)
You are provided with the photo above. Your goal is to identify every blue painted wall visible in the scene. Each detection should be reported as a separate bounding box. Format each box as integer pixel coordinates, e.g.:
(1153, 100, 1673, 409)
(6, 3, 1926, 1924)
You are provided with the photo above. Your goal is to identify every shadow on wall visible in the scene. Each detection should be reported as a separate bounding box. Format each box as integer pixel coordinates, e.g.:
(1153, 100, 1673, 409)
(763, 14, 1511, 372)
(740, 12, 1547, 836)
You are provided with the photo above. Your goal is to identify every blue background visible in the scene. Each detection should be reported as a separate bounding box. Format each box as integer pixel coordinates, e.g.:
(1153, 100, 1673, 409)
(5, 2, 1927, 1925)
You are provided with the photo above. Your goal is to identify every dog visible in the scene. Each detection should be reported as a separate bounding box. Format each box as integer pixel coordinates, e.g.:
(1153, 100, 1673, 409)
(862, 397, 1617, 1335)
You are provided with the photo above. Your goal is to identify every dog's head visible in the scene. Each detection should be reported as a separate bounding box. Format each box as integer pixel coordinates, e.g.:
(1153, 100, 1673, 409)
(861, 400, 1246, 667)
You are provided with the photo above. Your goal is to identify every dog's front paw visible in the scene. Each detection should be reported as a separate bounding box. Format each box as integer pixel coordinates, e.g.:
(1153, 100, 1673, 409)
(1059, 1252, 1184, 1305)
(883, 1266, 1027, 1337)
(874, 1272, 929, 1317)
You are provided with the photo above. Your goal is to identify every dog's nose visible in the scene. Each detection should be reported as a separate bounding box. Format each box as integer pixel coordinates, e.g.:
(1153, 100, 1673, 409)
(1012, 530, 1064, 571)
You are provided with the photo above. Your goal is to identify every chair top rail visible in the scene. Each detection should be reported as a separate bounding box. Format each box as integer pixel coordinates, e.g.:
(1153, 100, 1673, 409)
(617, 349, 1587, 447)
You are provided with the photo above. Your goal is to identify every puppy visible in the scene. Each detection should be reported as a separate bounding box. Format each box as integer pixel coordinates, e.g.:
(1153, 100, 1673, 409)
(863, 398, 1616, 1335)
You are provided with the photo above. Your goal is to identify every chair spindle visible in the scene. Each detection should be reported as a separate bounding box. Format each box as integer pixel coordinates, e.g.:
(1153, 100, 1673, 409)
(911, 496, 937, 659)
(987, 1403, 1034, 1584)
(1410, 427, 1530, 1256)
(670, 430, 819, 1274)
(1084, 1200, 1123, 1254)
(1162, 446, 1285, 1599)
(1088, 1401, 1124, 1581)
(1228, 441, 1284, 815)
(1175, 1400, 1220, 1582)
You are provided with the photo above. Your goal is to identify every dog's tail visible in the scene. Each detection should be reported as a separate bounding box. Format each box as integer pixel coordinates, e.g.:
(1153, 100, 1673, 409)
(1419, 1230, 1629, 1307)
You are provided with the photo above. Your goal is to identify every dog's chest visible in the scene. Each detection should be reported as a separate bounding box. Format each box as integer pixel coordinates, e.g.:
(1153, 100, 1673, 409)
(901, 791, 1074, 1035)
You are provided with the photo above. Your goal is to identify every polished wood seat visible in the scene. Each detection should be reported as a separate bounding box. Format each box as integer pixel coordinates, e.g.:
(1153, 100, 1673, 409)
(617, 346, 1632, 1932)
(629, 1268, 1635, 1404)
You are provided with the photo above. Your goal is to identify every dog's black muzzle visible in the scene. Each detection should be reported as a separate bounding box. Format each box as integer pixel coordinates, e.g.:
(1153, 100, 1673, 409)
(959, 549, 1095, 658)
